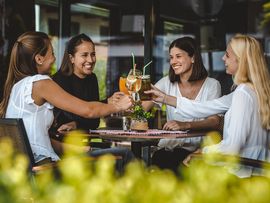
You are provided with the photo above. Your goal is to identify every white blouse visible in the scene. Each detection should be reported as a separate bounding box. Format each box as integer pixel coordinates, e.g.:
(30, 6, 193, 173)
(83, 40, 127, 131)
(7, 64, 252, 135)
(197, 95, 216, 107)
(6, 74, 60, 163)
(155, 76, 221, 150)
(175, 84, 270, 177)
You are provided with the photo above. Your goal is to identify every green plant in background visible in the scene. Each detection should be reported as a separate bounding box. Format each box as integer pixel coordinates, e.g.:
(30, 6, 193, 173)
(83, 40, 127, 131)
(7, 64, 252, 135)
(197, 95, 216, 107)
(93, 59, 107, 128)
(260, 1, 270, 29)
(94, 59, 107, 101)
(50, 63, 57, 76)
(1, 131, 270, 203)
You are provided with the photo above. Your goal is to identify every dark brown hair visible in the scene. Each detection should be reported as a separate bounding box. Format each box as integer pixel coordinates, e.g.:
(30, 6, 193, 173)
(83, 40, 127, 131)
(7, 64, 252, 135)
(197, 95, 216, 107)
(168, 37, 208, 83)
(0, 31, 50, 117)
(59, 33, 94, 75)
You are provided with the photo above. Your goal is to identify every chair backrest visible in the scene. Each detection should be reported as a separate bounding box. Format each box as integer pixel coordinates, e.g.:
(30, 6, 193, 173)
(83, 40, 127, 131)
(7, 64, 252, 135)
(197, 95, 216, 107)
(0, 118, 35, 169)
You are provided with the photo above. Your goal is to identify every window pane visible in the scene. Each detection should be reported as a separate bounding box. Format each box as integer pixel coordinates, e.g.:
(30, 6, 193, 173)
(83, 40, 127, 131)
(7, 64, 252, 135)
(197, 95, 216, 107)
(35, 0, 59, 74)
(70, 3, 110, 100)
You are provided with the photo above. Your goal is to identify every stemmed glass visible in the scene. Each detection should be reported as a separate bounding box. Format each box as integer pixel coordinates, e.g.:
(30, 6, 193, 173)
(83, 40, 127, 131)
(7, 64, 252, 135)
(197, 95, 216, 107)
(125, 69, 142, 100)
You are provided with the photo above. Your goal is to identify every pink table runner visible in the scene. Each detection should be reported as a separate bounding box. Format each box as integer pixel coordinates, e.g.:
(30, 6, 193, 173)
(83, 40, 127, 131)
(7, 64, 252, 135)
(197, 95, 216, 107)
(89, 129, 188, 136)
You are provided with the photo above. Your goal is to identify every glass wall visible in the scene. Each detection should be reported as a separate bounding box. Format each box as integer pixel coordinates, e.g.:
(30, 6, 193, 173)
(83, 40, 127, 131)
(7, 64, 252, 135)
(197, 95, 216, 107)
(34, 0, 145, 99)
(35, 0, 59, 74)
(0, 0, 34, 100)
(154, 20, 197, 80)
(0, 0, 269, 101)
(70, 2, 110, 100)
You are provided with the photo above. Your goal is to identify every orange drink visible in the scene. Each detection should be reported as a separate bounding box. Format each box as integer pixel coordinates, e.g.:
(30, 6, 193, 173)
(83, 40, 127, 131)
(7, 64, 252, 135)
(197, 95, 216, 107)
(126, 75, 142, 94)
(119, 77, 129, 94)
(125, 69, 142, 94)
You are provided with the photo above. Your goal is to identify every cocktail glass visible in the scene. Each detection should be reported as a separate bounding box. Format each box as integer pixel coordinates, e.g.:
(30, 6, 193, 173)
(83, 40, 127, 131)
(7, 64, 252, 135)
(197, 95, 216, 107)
(138, 75, 151, 100)
(119, 76, 129, 94)
(126, 69, 142, 99)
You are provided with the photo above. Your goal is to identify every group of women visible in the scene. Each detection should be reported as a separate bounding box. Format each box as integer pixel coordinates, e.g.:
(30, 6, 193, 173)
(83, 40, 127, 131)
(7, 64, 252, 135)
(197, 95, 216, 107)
(146, 34, 270, 177)
(0, 32, 133, 169)
(0, 30, 269, 177)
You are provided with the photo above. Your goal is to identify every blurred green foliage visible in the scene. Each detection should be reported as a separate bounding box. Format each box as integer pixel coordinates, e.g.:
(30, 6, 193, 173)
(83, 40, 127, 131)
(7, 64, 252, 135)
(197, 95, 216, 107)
(1, 132, 270, 203)
(94, 60, 107, 101)
(261, 1, 270, 29)
(50, 63, 57, 76)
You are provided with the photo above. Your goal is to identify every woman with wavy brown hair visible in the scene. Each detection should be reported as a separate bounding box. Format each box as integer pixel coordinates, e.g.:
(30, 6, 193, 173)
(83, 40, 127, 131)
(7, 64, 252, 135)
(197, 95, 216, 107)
(143, 37, 222, 174)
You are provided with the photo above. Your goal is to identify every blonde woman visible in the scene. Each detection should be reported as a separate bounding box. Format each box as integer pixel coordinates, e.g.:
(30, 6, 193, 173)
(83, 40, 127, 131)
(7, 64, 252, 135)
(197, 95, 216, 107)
(146, 34, 270, 177)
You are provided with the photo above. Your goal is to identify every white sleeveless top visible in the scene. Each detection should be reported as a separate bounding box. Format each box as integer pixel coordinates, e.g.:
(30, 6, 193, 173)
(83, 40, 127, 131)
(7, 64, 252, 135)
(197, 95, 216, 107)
(6, 74, 60, 163)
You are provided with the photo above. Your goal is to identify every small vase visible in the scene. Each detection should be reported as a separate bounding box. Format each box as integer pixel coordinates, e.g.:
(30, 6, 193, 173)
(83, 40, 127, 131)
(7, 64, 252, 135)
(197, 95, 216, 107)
(130, 119, 149, 131)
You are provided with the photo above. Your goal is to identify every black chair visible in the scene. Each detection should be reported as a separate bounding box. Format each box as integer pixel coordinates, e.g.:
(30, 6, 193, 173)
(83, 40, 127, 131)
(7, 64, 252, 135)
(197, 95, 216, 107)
(190, 153, 270, 177)
(0, 118, 125, 176)
(226, 155, 270, 169)
(0, 118, 36, 170)
(0, 118, 57, 175)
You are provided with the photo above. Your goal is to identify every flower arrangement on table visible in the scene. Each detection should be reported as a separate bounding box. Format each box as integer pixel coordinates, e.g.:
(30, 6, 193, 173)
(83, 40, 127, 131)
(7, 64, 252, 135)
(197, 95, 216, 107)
(130, 103, 153, 131)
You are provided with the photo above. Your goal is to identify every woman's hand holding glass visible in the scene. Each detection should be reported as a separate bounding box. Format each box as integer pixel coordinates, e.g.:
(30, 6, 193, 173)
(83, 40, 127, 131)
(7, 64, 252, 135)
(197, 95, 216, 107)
(112, 94, 133, 112)
(108, 92, 126, 104)
(145, 85, 177, 107)
(144, 84, 167, 103)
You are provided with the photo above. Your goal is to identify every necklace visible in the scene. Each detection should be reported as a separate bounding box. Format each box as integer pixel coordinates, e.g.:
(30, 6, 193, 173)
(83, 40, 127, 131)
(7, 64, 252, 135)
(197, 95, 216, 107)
(178, 79, 205, 100)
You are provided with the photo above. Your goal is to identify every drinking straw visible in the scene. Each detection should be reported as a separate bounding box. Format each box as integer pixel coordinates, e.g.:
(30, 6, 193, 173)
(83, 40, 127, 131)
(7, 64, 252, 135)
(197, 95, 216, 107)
(132, 53, 135, 75)
(143, 60, 152, 76)
(133, 63, 136, 75)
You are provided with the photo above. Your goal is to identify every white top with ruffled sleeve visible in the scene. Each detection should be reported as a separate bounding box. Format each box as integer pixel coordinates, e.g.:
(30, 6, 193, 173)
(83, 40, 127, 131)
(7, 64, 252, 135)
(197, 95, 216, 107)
(6, 74, 60, 163)
(155, 76, 221, 151)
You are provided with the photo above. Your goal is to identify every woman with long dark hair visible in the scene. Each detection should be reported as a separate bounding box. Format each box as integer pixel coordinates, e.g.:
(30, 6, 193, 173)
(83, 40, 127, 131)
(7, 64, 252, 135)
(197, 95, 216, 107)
(143, 37, 222, 174)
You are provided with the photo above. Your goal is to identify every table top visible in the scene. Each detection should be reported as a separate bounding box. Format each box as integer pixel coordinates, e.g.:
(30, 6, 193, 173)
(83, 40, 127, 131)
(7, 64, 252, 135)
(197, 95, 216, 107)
(88, 129, 207, 142)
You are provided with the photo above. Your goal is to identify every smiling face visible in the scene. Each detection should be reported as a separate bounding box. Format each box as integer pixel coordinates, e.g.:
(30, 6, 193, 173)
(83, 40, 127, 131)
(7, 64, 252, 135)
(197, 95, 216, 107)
(169, 47, 194, 77)
(222, 45, 239, 76)
(36, 43, 56, 74)
(70, 40, 96, 78)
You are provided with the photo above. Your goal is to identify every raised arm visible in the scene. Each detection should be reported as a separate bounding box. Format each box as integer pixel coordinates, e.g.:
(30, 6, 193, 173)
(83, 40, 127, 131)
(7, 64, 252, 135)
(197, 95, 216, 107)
(144, 85, 177, 107)
(141, 100, 154, 112)
(33, 79, 132, 118)
(145, 85, 232, 119)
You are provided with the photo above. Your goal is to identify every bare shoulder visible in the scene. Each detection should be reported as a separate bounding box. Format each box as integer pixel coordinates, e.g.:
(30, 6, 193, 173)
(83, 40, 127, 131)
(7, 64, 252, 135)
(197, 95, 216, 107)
(32, 78, 61, 99)
(31, 79, 53, 105)
(33, 78, 58, 90)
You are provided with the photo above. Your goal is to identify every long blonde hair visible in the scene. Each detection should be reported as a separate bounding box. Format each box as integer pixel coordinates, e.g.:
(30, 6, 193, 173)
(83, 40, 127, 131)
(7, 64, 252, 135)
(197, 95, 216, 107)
(230, 34, 270, 129)
(0, 31, 50, 117)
